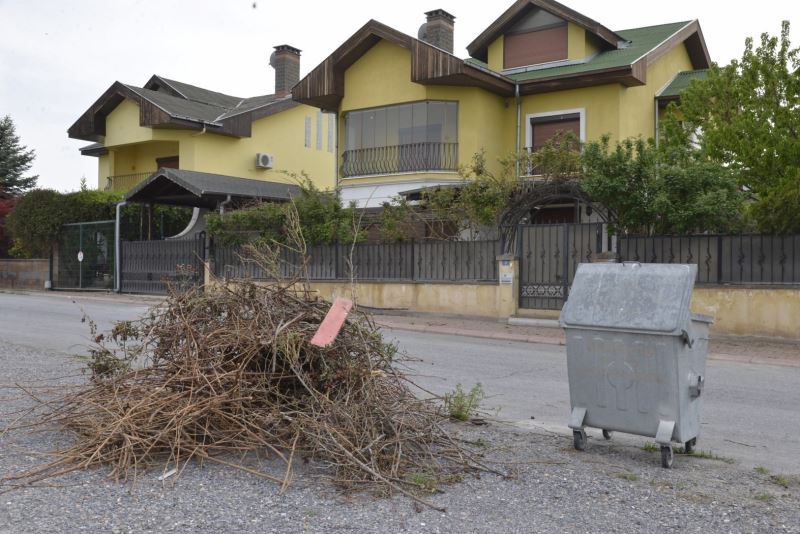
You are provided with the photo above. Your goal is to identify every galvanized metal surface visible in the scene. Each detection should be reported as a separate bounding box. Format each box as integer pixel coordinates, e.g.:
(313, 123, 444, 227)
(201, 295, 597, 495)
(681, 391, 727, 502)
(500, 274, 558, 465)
(560, 262, 712, 462)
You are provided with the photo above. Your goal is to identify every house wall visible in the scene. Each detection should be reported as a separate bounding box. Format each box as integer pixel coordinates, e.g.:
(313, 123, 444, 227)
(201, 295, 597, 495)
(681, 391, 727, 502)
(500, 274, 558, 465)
(519, 84, 622, 145)
(188, 105, 335, 190)
(619, 43, 693, 140)
(567, 23, 601, 60)
(96, 98, 335, 190)
(339, 39, 513, 181)
(111, 141, 179, 176)
(487, 35, 504, 71)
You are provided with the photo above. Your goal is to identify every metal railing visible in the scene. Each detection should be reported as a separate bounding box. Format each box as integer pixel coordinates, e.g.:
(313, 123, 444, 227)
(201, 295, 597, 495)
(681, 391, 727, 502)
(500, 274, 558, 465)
(341, 142, 458, 178)
(104, 172, 152, 193)
(213, 239, 500, 283)
(618, 234, 800, 285)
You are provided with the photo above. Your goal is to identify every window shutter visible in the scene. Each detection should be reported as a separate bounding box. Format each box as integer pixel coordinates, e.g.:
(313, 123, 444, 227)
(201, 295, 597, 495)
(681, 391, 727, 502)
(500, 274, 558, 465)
(304, 116, 311, 148)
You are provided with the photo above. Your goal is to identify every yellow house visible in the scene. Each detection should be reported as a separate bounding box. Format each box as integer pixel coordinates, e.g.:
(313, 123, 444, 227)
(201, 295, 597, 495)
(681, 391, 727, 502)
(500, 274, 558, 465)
(293, 0, 710, 222)
(69, 45, 335, 200)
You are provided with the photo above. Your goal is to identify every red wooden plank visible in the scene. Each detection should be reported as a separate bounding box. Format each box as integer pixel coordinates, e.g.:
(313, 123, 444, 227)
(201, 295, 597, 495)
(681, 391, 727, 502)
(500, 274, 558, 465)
(310, 297, 354, 348)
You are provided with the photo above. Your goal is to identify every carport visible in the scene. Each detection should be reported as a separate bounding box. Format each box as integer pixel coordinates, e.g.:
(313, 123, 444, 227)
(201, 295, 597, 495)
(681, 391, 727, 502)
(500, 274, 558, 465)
(115, 168, 301, 293)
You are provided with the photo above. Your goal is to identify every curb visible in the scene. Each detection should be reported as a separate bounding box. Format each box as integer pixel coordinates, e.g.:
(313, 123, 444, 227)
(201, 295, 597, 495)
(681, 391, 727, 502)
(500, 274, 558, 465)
(508, 316, 560, 328)
(376, 320, 800, 369)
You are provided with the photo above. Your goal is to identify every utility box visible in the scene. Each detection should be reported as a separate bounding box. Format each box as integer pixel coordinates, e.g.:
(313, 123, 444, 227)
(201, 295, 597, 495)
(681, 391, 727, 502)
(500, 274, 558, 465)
(560, 262, 712, 468)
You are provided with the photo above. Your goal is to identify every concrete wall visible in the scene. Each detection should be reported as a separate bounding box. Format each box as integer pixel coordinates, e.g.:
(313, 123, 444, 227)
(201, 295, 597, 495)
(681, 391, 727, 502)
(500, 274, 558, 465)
(0, 259, 48, 290)
(692, 287, 800, 340)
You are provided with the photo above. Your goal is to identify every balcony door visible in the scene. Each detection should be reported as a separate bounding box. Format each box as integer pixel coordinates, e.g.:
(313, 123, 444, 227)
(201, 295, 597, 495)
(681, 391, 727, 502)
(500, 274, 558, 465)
(156, 155, 179, 169)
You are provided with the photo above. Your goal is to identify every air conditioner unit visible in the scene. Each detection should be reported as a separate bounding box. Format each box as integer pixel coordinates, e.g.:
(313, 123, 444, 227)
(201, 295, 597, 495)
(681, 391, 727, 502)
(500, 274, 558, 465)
(255, 153, 274, 169)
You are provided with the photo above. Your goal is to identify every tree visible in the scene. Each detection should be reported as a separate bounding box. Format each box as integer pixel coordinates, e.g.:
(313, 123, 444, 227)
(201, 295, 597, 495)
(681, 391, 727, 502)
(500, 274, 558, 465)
(7, 189, 192, 257)
(582, 135, 745, 234)
(0, 115, 38, 195)
(663, 21, 800, 233)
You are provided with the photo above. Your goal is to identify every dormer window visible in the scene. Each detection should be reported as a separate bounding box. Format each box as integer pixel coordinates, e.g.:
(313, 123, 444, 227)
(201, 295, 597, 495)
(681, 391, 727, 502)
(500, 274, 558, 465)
(503, 9, 567, 69)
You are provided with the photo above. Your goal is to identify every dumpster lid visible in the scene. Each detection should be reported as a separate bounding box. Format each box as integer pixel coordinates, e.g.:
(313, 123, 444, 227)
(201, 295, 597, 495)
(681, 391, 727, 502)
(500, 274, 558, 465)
(560, 262, 697, 335)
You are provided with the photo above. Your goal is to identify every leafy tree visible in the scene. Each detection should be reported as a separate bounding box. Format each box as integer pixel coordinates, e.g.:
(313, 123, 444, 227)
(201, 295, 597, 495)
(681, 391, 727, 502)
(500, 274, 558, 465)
(0, 115, 38, 195)
(7, 188, 192, 257)
(205, 178, 362, 246)
(663, 21, 800, 233)
(582, 135, 745, 234)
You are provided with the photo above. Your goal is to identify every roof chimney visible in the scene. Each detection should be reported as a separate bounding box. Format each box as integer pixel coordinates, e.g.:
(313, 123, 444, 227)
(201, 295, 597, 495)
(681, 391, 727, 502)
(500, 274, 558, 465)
(418, 9, 455, 54)
(270, 44, 301, 97)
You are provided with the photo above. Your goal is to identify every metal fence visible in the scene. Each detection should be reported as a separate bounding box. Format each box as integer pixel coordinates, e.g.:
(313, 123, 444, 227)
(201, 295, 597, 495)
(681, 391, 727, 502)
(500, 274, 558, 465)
(213, 239, 500, 282)
(52, 221, 116, 290)
(618, 234, 800, 285)
(120, 233, 205, 294)
(518, 223, 606, 310)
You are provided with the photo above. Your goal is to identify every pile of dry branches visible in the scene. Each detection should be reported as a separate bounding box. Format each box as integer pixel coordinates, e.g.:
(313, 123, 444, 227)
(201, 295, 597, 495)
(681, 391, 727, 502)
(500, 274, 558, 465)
(2, 279, 494, 510)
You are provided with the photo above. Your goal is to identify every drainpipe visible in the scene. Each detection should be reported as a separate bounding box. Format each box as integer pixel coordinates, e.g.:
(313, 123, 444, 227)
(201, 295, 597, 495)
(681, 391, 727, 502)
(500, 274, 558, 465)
(515, 83, 521, 178)
(114, 200, 127, 292)
(219, 194, 232, 216)
(654, 99, 660, 149)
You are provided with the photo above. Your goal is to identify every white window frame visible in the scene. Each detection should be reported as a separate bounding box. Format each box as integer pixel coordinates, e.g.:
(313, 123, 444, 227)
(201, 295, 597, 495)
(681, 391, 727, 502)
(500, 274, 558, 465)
(524, 107, 586, 150)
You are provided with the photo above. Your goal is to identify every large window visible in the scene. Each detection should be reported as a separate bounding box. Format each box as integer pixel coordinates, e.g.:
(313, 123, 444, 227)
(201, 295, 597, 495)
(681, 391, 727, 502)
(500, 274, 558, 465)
(342, 101, 458, 177)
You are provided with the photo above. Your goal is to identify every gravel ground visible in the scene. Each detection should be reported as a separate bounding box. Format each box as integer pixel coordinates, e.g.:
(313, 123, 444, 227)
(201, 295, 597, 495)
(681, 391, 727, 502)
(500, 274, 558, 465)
(1, 341, 798, 533)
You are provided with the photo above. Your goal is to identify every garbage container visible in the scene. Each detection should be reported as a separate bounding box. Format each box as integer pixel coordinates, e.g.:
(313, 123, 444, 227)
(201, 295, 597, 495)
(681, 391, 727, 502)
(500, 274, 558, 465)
(559, 262, 713, 468)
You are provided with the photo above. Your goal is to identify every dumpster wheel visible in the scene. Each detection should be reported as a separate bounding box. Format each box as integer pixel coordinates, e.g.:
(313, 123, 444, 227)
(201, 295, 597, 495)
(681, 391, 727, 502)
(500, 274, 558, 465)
(573, 429, 587, 451)
(684, 438, 696, 454)
(660, 445, 674, 468)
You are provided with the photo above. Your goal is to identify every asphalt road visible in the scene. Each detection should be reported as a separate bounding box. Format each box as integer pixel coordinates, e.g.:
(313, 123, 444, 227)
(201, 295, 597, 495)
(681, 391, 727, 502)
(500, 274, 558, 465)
(1, 291, 798, 474)
(389, 329, 800, 474)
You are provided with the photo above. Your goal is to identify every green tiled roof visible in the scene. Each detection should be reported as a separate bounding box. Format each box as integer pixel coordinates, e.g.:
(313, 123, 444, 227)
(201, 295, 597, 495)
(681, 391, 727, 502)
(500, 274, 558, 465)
(656, 69, 708, 97)
(504, 21, 691, 82)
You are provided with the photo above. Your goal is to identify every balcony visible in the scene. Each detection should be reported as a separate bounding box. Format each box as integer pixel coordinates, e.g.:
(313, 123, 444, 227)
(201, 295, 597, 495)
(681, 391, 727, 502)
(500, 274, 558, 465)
(104, 172, 153, 193)
(341, 142, 458, 178)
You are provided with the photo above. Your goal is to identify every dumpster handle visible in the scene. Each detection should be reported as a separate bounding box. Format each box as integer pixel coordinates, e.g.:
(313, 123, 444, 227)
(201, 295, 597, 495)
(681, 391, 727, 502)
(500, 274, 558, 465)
(681, 329, 695, 348)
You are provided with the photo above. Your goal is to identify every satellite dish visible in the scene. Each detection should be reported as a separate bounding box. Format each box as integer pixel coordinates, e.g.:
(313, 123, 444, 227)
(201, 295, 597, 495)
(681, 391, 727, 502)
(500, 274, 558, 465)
(417, 22, 428, 41)
(269, 51, 276, 68)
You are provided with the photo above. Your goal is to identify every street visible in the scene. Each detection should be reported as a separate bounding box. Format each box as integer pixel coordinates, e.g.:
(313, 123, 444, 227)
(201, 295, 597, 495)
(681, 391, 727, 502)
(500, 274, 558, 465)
(1, 291, 798, 474)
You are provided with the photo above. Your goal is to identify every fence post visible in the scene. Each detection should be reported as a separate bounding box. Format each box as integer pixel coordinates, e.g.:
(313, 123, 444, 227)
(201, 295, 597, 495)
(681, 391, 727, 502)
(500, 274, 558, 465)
(410, 238, 416, 281)
(562, 224, 570, 300)
(596, 223, 602, 254)
(716, 235, 723, 284)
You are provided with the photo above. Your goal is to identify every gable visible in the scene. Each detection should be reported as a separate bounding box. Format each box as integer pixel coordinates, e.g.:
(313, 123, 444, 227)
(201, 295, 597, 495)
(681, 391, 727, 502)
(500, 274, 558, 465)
(468, 0, 622, 62)
(104, 99, 154, 147)
(341, 40, 426, 111)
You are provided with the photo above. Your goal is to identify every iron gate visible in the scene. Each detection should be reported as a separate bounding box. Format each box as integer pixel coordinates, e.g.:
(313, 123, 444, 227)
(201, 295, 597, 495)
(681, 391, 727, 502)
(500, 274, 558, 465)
(518, 223, 605, 310)
(52, 220, 116, 290)
(120, 232, 206, 294)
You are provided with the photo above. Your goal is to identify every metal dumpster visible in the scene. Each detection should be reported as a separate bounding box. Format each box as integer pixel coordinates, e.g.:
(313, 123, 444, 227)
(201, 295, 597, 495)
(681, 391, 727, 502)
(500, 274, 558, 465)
(559, 262, 713, 468)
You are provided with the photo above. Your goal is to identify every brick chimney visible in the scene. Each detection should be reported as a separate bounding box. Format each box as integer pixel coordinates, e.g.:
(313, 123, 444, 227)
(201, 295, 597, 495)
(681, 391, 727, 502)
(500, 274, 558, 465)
(419, 9, 455, 54)
(270, 44, 301, 97)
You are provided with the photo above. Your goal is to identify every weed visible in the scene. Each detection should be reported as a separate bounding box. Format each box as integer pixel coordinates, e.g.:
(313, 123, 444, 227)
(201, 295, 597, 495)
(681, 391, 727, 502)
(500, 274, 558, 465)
(753, 492, 774, 502)
(770, 475, 791, 489)
(673, 447, 735, 464)
(405, 470, 440, 494)
(444, 383, 484, 422)
(463, 437, 490, 448)
(754, 466, 770, 475)
(616, 472, 639, 482)
(641, 442, 659, 453)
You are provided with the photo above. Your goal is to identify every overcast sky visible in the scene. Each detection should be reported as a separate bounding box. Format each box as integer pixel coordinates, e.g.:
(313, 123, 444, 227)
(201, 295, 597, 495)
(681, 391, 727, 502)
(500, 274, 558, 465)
(1, 0, 797, 192)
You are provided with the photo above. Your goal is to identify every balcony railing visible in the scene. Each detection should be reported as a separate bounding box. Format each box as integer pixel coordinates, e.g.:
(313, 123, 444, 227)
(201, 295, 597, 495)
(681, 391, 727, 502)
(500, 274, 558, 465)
(341, 142, 458, 178)
(104, 172, 153, 193)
